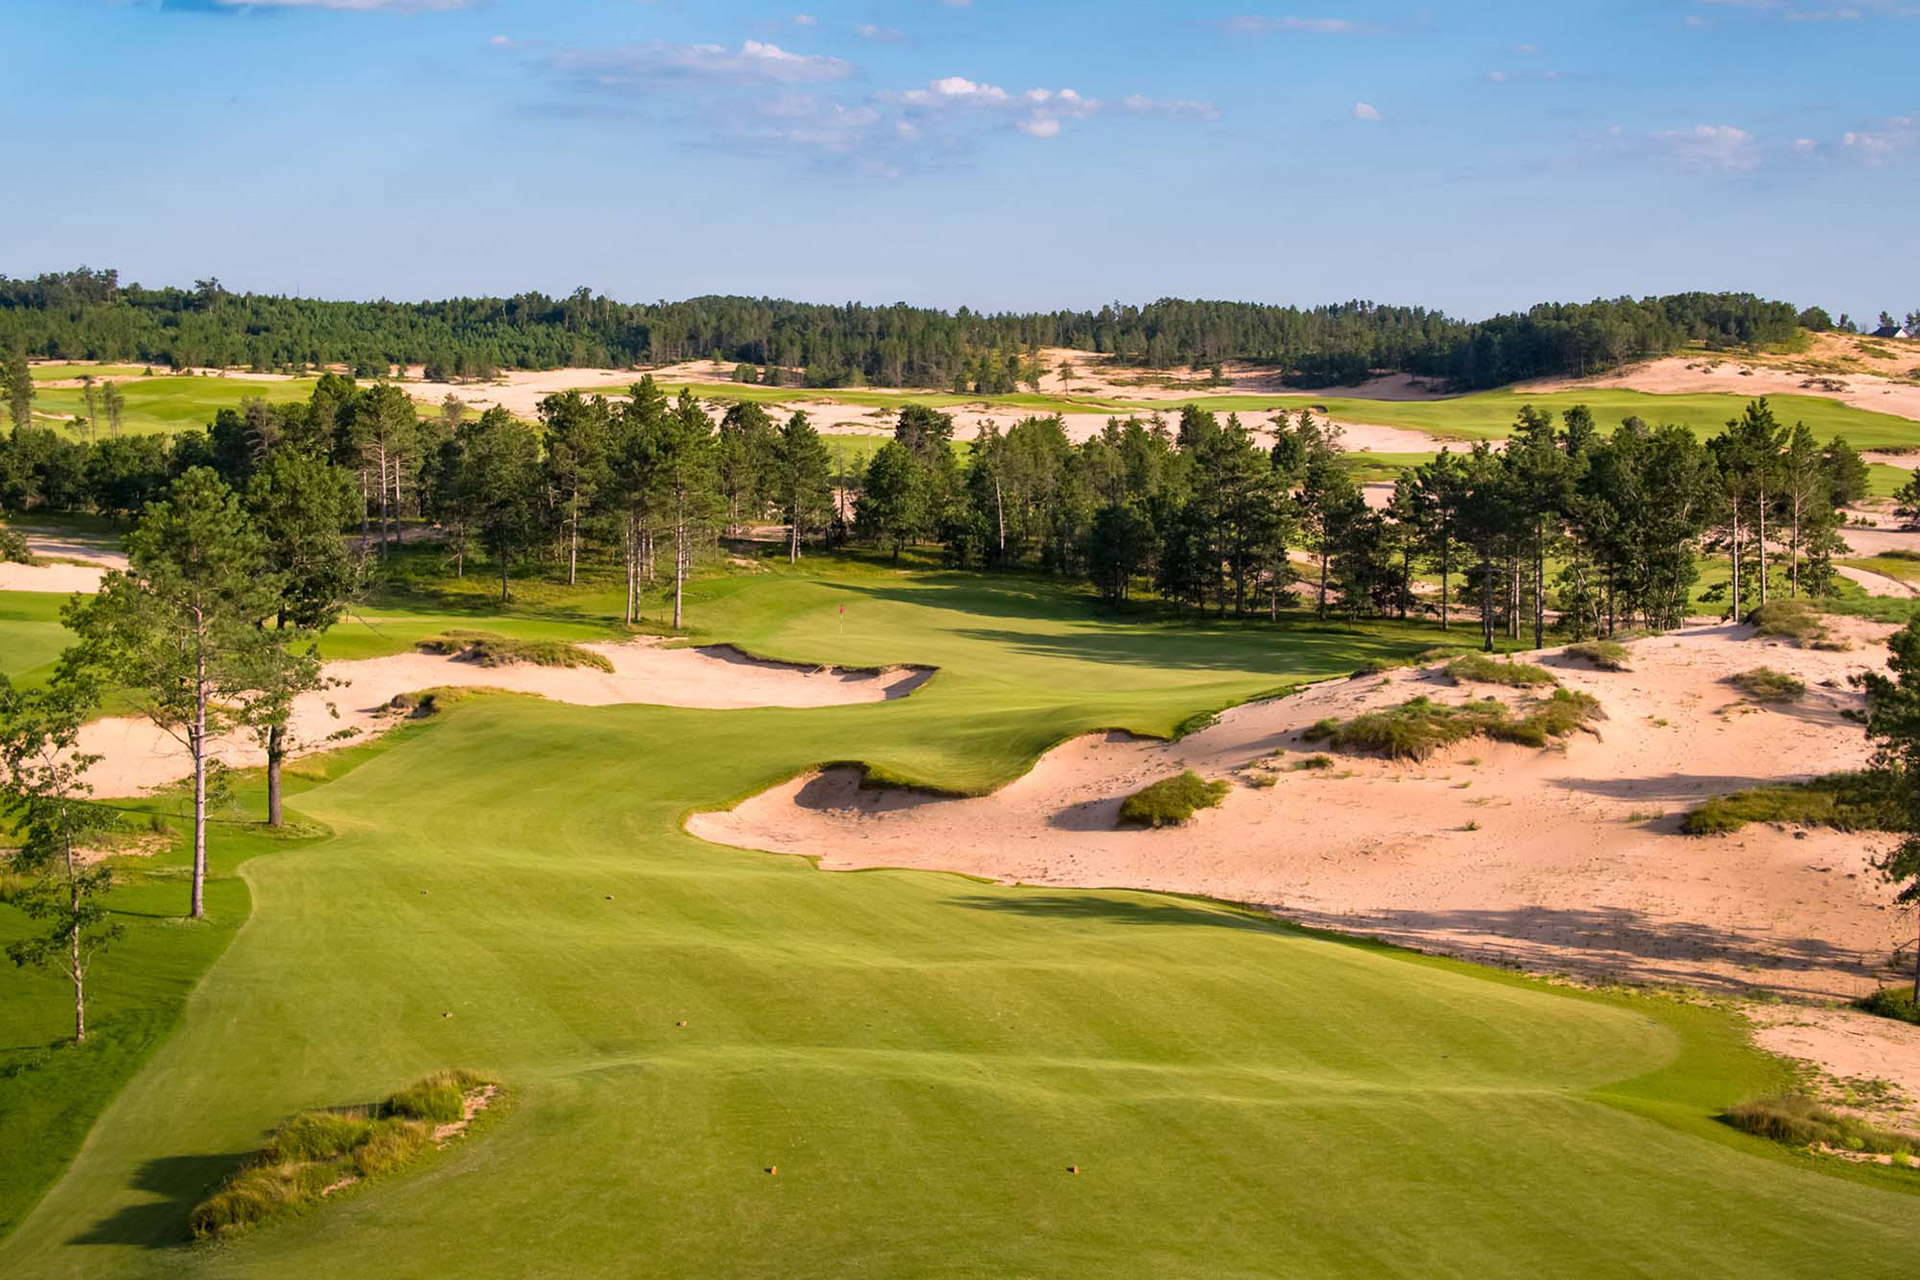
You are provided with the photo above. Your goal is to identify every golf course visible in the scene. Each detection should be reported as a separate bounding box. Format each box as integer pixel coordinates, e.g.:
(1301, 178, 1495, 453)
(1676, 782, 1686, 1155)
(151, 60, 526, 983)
(1, 560, 1915, 1277)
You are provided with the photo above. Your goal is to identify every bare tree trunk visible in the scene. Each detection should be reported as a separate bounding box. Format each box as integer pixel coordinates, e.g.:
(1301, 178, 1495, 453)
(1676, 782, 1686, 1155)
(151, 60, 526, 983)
(568, 490, 579, 586)
(65, 833, 84, 1042)
(267, 722, 284, 828)
(1317, 532, 1329, 621)
(191, 637, 207, 920)
(1440, 529, 1450, 631)
(1730, 501, 1741, 619)
(673, 521, 685, 629)
(1757, 490, 1769, 607)
(1534, 528, 1546, 650)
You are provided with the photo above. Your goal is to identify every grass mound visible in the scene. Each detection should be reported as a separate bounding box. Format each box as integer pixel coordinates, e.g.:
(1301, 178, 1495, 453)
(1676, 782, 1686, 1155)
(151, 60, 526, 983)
(1118, 771, 1230, 828)
(1448, 653, 1557, 687)
(1303, 690, 1602, 762)
(1565, 640, 1631, 671)
(1728, 666, 1806, 703)
(1747, 600, 1845, 649)
(1723, 1095, 1918, 1160)
(1682, 770, 1901, 835)
(189, 1069, 495, 1241)
(418, 630, 614, 672)
(1855, 987, 1920, 1026)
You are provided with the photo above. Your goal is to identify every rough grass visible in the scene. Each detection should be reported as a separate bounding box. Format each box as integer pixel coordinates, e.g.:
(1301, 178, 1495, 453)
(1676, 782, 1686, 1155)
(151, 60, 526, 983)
(1117, 771, 1230, 828)
(1683, 770, 1901, 835)
(1855, 987, 1920, 1026)
(1729, 666, 1807, 703)
(189, 1070, 494, 1240)
(1565, 641, 1631, 671)
(1723, 1095, 1919, 1159)
(1448, 653, 1557, 687)
(418, 630, 614, 672)
(1303, 690, 1602, 762)
(1747, 600, 1836, 648)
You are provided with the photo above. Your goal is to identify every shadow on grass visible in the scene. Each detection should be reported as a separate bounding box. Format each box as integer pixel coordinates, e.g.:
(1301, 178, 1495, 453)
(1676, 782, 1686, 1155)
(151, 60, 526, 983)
(68, 1152, 246, 1248)
(945, 892, 1282, 934)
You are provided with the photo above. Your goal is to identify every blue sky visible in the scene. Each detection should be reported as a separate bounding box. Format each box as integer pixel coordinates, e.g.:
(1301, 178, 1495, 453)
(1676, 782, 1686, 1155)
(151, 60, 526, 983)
(4, 1, 1915, 321)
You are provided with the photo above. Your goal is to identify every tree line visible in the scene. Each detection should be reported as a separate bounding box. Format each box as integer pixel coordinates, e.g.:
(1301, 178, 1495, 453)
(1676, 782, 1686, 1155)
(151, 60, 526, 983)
(845, 397, 1868, 650)
(2, 268, 1801, 391)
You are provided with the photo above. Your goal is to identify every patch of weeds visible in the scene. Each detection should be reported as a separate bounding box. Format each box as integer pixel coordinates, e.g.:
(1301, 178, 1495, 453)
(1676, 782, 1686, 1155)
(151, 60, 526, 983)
(190, 1069, 496, 1241)
(1460, 820, 1481, 831)
(1623, 810, 1664, 823)
(1722, 1094, 1918, 1159)
(1856, 986, 1920, 1026)
(1118, 771, 1230, 828)
(1289, 754, 1335, 772)
(418, 630, 613, 672)
(1447, 653, 1558, 688)
(1683, 770, 1901, 835)
(1248, 774, 1279, 790)
(1729, 666, 1806, 703)
(1301, 690, 1602, 762)
(1565, 640, 1631, 671)
(1747, 600, 1833, 648)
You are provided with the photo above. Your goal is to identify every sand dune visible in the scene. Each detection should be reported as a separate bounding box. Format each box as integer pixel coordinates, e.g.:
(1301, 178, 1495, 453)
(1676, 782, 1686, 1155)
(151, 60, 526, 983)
(692, 618, 1913, 1002)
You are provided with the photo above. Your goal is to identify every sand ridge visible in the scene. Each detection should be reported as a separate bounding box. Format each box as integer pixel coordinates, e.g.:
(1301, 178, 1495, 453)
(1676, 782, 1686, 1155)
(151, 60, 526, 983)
(691, 618, 1913, 1002)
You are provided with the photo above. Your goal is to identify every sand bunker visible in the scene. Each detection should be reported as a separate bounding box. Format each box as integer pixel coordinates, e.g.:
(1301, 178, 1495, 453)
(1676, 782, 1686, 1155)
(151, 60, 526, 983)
(693, 618, 1913, 1001)
(78, 639, 931, 797)
(0, 532, 125, 594)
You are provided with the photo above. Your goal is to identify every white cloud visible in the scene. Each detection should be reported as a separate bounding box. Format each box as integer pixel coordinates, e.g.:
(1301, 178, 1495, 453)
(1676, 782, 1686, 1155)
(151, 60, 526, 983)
(1486, 70, 1508, 82)
(793, 13, 817, 25)
(551, 39, 853, 89)
(1222, 15, 1371, 34)
(1649, 123, 1760, 169)
(212, 0, 474, 8)
(489, 33, 512, 47)
(1351, 101, 1381, 121)
(855, 22, 908, 42)
(1844, 115, 1916, 162)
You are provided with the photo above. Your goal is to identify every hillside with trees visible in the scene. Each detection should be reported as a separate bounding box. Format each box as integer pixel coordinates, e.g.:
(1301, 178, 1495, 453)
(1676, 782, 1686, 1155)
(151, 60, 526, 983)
(0, 269, 1804, 392)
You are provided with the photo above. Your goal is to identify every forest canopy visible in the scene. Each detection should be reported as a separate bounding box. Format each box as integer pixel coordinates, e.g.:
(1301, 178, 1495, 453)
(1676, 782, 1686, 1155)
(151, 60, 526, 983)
(0, 268, 1801, 392)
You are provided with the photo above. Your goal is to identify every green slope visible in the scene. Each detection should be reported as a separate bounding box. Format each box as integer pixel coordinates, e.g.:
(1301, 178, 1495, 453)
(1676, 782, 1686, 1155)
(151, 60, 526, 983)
(1, 571, 1912, 1277)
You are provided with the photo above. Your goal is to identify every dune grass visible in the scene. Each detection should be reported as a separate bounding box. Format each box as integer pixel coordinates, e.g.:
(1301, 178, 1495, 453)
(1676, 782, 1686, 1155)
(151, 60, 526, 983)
(1723, 1096, 1918, 1161)
(1747, 599, 1845, 648)
(1682, 770, 1901, 835)
(189, 1070, 495, 1241)
(1303, 689, 1602, 762)
(1448, 653, 1558, 687)
(1729, 666, 1807, 703)
(2, 563, 1915, 1278)
(1117, 771, 1230, 827)
(416, 630, 614, 672)
(1565, 640, 1632, 671)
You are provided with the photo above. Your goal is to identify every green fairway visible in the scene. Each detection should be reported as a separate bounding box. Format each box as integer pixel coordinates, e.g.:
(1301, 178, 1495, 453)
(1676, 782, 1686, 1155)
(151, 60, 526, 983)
(28, 364, 151, 382)
(31, 376, 316, 437)
(0, 593, 73, 690)
(620, 381, 1920, 451)
(1, 566, 1913, 1277)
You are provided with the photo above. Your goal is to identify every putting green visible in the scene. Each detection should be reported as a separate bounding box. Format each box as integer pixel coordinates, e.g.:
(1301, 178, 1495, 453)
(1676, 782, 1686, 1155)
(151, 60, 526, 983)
(30, 377, 316, 438)
(1, 571, 1913, 1277)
